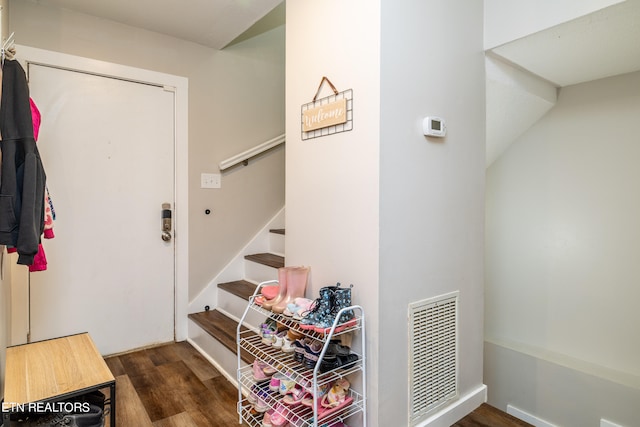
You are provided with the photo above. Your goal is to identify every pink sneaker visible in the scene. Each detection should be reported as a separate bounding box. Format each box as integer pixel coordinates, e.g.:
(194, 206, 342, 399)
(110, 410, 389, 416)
(269, 402, 291, 427)
(252, 359, 274, 382)
(262, 409, 275, 427)
(291, 298, 315, 320)
(269, 373, 285, 391)
(282, 385, 310, 406)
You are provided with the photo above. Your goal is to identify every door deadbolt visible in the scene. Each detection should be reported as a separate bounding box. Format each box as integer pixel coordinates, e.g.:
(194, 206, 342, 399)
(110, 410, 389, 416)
(162, 203, 172, 241)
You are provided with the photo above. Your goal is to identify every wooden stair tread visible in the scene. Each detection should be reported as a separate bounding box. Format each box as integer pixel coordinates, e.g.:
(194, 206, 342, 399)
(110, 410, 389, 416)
(244, 253, 284, 269)
(218, 280, 257, 301)
(269, 228, 285, 235)
(188, 310, 252, 364)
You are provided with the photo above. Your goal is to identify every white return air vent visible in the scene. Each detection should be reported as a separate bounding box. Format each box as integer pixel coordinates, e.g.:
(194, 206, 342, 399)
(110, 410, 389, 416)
(408, 291, 459, 426)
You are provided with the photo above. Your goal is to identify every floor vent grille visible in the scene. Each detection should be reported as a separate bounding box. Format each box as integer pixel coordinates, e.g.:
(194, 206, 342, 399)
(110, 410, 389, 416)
(408, 291, 459, 426)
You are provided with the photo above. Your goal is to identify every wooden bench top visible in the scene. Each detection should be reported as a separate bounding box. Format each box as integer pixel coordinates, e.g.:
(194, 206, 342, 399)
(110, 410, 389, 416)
(4, 333, 115, 406)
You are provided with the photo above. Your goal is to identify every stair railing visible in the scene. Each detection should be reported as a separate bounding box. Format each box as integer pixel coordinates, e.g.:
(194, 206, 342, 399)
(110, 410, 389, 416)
(219, 133, 285, 171)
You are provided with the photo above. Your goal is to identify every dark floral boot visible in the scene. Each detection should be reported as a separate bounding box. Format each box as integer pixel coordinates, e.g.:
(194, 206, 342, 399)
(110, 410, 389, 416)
(314, 284, 356, 335)
(298, 283, 341, 331)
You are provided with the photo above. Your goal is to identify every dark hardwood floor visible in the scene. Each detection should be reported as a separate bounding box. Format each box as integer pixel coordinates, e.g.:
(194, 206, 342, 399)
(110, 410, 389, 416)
(451, 403, 533, 427)
(104, 341, 238, 426)
(103, 341, 530, 426)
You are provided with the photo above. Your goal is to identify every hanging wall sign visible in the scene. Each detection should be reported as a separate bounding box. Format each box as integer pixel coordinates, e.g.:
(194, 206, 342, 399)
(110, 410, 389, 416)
(301, 77, 353, 140)
(303, 98, 347, 132)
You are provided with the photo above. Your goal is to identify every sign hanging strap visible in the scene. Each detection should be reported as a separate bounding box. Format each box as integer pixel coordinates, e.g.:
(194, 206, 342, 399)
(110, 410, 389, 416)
(313, 76, 339, 102)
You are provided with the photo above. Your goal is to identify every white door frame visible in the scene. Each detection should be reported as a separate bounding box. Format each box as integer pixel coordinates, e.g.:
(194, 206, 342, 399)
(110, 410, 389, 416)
(16, 45, 189, 344)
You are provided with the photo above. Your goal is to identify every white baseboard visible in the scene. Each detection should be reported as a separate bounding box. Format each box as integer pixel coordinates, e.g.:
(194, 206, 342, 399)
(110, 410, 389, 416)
(414, 384, 487, 427)
(507, 405, 557, 427)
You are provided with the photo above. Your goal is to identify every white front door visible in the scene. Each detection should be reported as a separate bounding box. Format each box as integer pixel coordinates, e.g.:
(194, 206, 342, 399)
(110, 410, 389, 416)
(26, 62, 176, 355)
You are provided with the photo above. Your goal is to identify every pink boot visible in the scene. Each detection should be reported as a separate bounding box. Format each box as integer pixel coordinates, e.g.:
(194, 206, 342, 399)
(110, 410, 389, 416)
(272, 266, 310, 314)
(262, 267, 289, 311)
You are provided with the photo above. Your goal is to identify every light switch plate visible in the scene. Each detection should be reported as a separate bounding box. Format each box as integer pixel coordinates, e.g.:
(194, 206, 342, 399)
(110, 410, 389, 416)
(201, 173, 221, 189)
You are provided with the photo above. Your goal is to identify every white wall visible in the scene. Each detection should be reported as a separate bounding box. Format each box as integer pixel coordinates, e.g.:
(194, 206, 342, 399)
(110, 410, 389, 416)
(484, 0, 624, 49)
(379, 1, 486, 425)
(285, 0, 381, 424)
(485, 70, 640, 426)
(9, 0, 285, 303)
(286, 1, 485, 425)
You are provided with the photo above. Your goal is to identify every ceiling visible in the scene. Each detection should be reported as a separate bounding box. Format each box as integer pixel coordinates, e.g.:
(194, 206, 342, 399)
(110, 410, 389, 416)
(489, 0, 640, 88)
(486, 0, 640, 166)
(34, 0, 285, 49)
(32, 1, 640, 166)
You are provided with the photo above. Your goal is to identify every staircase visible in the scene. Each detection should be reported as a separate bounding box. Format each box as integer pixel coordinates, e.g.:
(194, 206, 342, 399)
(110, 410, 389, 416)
(187, 210, 285, 383)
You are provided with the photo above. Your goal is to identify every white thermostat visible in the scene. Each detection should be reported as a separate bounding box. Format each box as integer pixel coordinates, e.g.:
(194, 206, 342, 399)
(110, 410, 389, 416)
(423, 116, 446, 137)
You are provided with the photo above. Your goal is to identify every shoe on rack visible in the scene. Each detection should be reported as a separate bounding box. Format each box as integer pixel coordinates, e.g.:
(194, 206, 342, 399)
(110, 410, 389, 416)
(292, 337, 313, 364)
(248, 382, 269, 405)
(287, 329, 304, 341)
(260, 319, 278, 346)
(272, 330, 288, 349)
(269, 402, 291, 427)
(292, 298, 315, 320)
(325, 339, 351, 357)
(283, 297, 314, 319)
(262, 329, 275, 346)
(269, 373, 285, 392)
(263, 363, 277, 377)
(262, 284, 280, 301)
(314, 284, 356, 335)
(262, 267, 289, 311)
(262, 409, 275, 427)
(253, 393, 270, 413)
(281, 334, 295, 353)
(299, 284, 341, 331)
(300, 382, 331, 409)
(255, 284, 279, 306)
(303, 340, 323, 369)
(319, 352, 359, 373)
(283, 303, 296, 317)
(281, 385, 310, 406)
(318, 378, 353, 420)
(278, 377, 296, 396)
(272, 266, 310, 314)
(253, 359, 275, 382)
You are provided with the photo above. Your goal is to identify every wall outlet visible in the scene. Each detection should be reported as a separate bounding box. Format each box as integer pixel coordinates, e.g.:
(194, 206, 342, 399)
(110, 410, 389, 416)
(201, 173, 221, 189)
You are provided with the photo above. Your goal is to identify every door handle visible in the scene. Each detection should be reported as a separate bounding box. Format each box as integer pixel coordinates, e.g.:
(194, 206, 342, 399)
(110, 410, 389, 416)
(161, 203, 172, 242)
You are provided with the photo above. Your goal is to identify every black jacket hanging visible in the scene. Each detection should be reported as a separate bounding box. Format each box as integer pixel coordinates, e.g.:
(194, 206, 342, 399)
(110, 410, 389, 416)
(0, 59, 46, 265)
